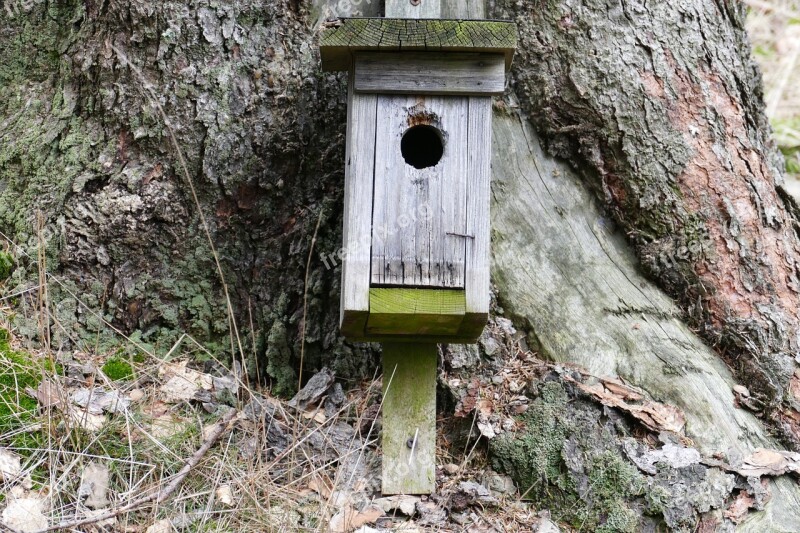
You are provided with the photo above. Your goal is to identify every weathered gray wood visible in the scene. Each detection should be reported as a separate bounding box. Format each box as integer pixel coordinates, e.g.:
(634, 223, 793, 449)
(490, 100, 800, 530)
(320, 19, 517, 71)
(460, 96, 492, 336)
(354, 53, 505, 96)
(340, 74, 378, 337)
(371, 95, 468, 288)
(386, 0, 440, 18)
(441, 0, 484, 18)
(382, 343, 437, 494)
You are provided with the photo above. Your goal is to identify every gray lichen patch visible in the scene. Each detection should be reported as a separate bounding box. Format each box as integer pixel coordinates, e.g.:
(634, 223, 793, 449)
(0, 0, 377, 393)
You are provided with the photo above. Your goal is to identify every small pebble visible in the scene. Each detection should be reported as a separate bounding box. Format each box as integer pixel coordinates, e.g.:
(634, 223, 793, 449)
(442, 463, 460, 475)
(129, 389, 144, 402)
(733, 385, 750, 397)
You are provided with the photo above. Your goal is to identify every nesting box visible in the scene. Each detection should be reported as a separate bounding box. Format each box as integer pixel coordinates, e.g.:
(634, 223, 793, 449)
(321, 19, 517, 342)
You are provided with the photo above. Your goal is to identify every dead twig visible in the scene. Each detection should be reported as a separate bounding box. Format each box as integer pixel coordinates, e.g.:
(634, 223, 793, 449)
(41, 408, 239, 532)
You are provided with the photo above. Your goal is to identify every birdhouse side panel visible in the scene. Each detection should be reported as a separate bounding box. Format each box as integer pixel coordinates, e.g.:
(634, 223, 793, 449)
(371, 95, 469, 289)
(463, 96, 493, 332)
(339, 82, 378, 336)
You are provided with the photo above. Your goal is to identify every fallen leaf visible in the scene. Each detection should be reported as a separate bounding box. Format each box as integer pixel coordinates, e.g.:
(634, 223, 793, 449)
(375, 495, 419, 516)
(149, 413, 189, 439)
(2, 497, 48, 532)
(302, 409, 327, 424)
(129, 389, 144, 402)
(79, 462, 110, 509)
(68, 408, 107, 432)
(329, 504, 384, 533)
(724, 491, 756, 523)
(734, 448, 800, 477)
(159, 361, 213, 403)
(25, 380, 62, 408)
(216, 484, 234, 506)
(145, 518, 173, 533)
(72, 388, 130, 414)
(309, 474, 334, 499)
(476, 421, 496, 439)
(0, 448, 22, 482)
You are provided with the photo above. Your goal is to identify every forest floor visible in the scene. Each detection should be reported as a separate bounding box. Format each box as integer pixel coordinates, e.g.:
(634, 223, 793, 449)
(0, 2, 799, 533)
(0, 317, 564, 533)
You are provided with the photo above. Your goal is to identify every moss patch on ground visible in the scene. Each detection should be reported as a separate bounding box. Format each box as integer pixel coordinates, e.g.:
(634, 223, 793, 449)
(0, 252, 12, 281)
(101, 356, 135, 381)
(0, 328, 46, 451)
(490, 381, 647, 532)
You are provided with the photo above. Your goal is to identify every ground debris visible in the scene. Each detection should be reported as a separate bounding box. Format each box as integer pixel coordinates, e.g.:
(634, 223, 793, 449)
(2, 497, 48, 532)
(567, 376, 685, 433)
(288, 366, 335, 410)
(0, 448, 22, 482)
(738, 448, 800, 477)
(448, 481, 499, 511)
(78, 462, 110, 509)
(329, 504, 384, 532)
(72, 387, 130, 414)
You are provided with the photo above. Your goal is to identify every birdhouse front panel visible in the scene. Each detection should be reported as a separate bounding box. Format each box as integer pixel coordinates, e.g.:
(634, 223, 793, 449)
(372, 95, 468, 289)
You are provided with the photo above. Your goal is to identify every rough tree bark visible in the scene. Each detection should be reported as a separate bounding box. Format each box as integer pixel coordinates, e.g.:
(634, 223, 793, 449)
(1, 0, 800, 530)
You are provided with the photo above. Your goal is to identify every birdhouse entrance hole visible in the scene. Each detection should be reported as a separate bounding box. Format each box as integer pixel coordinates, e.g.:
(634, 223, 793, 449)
(401, 125, 444, 169)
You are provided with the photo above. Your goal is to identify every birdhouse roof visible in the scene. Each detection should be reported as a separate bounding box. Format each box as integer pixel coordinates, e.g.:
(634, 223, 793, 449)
(319, 18, 517, 71)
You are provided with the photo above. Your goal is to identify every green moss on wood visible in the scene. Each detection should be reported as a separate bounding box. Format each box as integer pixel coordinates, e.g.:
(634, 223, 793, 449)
(367, 288, 466, 336)
(320, 18, 517, 71)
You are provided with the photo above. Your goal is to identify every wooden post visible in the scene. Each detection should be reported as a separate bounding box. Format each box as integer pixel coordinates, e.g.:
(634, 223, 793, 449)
(382, 343, 438, 494)
(377, 0, 485, 496)
(386, 0, 441, 18)
(379, 0, 441, 496)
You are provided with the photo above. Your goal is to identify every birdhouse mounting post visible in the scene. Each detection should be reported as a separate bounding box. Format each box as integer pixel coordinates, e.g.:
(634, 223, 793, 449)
(320, 0, 516, 495)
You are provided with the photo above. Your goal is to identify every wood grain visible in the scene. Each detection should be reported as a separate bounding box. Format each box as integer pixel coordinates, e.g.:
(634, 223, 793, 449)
(320, 19, 517, 71)
(340, 73, 378, 338)
(382, 343, 437, 495)
(354, 53, 505, 96)
(386, 0, 440, 18)
(371, 95, 468, 288)
(461, 95, 492, 337)
(490, 101, 800, 527)
(367, 288, 466, 335)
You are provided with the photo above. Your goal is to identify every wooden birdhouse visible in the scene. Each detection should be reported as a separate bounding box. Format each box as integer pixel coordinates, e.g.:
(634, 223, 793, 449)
(320, 19, 517, 342)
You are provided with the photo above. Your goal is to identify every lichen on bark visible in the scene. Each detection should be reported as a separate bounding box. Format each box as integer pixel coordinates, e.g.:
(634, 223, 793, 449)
(492, 0, 800, 442)
(0, 0, 377, 393)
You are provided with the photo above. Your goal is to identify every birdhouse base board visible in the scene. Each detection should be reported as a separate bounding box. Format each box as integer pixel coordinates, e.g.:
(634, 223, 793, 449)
(367, 288, 465, 336)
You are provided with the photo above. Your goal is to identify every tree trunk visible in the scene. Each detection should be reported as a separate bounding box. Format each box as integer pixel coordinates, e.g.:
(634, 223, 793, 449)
(2, 0, 800, 529)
